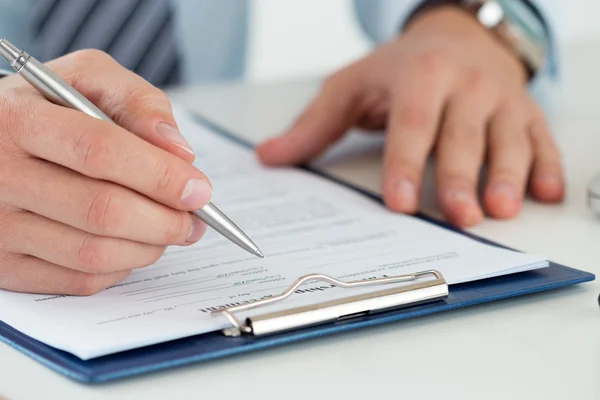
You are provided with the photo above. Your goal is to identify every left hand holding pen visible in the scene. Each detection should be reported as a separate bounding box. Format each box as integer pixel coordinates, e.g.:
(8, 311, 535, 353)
(257, 5, 564, 227)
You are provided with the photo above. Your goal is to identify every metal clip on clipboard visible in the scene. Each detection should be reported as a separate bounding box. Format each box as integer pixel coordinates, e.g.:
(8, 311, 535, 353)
(212, 270, 449, 337)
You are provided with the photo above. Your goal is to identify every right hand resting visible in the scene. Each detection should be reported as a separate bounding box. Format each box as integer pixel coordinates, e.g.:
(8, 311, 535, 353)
(0, 50, 212, 295)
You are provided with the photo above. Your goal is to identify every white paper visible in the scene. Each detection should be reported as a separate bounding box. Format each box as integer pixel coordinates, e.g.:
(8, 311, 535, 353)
(0, 108, 548, 360)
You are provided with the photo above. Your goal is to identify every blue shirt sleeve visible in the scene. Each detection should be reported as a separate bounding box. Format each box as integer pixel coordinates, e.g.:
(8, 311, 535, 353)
(171, 0, 249, 85)
(518, 0, 561, 113)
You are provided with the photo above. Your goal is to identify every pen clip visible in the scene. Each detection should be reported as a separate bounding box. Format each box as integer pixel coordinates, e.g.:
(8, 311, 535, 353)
(211, 270, 448, 337)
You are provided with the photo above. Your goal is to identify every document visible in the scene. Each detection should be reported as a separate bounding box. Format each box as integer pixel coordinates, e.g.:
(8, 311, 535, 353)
(0, 108, 548, 360)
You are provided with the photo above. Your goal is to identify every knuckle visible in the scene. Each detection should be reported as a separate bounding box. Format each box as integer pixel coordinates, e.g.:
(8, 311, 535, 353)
(59, 50, 117, 86)
(70, 49, 114, 67)
(114, 84, 170, 126)
(442, 122, 481, 143)
(124, 85, 166, 110)
(161, 212, 188, 244)
(492, 167, 520, 180)
(154, 160, 177, 196)
(500, 139, 531, 158)
(84, 190, 121, 233)
(0, 162, 26, 208)
(463, 69, 490, 93)
(384, 155, 421, 180)
(0, 210, 15, 250)
(71, 273, 109, 296)
(488, 166, 526, 186)
(0, 252, 23, 289)
(395, 104, 430, 131)
(76, 234, 109, 273)
(440, 172, 476, 189)
(413, 51, 450, 76)
(0, 206, 24, 237)
(0, 144, 19, 189)
(72, 130, 112, 174)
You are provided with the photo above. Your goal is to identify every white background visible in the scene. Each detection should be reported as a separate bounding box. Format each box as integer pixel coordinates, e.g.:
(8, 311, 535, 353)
(245, 0, 600, 83)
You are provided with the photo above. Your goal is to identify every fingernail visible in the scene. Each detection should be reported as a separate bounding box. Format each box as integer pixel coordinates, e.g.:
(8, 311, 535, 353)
(181, 179, 212, 209)
(488, 183, 519, 201)
(393, 179, 417, 209)
(446, 189, 483, 225)
(156, 122, 194, 155)
(186, 217, 207, 242)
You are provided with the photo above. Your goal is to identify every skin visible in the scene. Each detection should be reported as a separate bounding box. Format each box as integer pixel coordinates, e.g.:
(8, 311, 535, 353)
(257, 6, 564, 226)
(0, 50, 212, 295)
(0, 6, 564, 295)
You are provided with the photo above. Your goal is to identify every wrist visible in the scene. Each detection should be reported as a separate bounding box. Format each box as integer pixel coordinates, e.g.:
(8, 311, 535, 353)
(403, 0, 549, 81)
(404, 4, 486, 38)
(402, 4, 528, 84)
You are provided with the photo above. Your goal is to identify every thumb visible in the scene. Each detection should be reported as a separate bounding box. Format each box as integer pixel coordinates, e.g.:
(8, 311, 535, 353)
(256, 64, 366, 165)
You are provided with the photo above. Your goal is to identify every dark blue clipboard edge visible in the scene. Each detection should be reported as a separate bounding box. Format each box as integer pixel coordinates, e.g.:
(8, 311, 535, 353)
(0, 111, 595, 384)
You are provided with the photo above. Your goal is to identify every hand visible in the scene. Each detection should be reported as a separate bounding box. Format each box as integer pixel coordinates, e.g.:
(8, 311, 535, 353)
(257, 6, 564, 226)
(0, 50, 211, 295)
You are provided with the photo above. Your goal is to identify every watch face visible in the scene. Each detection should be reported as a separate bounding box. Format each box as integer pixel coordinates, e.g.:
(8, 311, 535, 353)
(477, 0, 504, 28)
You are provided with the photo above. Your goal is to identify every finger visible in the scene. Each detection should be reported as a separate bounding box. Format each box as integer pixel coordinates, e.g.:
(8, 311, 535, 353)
(12, 97, 211, 212)
(383, 54, 455, 214)
(0, 253, 129, 295)
(483, 101, 533, 219)
(1, 158, 207, 246)
(435, 83, 497, 227)
(354, 89, 390, 131)
(46, 50, 195, 161)
(1, 210, 170, 274)
(256, 62, 367, 165)
(527, 109, 564, 202)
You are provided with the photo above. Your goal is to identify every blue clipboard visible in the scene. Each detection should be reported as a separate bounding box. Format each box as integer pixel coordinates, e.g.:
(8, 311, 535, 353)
(0, 113, 595, 384)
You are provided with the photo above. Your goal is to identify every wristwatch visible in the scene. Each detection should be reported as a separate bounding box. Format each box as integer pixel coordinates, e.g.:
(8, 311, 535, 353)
(404, 0, 550, 79)
(461, 0, 548, 78)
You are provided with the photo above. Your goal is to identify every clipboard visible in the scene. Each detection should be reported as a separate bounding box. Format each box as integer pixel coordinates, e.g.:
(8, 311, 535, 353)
(0, 112, 595, 383)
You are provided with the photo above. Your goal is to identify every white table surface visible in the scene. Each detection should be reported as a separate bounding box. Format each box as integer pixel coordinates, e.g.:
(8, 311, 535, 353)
(3, 40, 600, 399)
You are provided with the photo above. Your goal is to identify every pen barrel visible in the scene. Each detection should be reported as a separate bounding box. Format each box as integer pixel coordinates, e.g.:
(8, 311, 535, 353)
(194, 203, 260, 256)
(19, 57, 113, 123)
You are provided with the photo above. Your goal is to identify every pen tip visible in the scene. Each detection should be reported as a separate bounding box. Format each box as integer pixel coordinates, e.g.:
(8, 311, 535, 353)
(255, 250, 265, 258)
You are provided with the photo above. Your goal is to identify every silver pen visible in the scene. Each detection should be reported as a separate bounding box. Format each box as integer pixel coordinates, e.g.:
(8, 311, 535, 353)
(0, 38, 264, 259)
